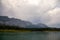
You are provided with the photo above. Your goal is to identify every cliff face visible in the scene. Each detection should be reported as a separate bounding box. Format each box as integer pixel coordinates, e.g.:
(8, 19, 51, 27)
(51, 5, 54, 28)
(0, 16, 48, 28)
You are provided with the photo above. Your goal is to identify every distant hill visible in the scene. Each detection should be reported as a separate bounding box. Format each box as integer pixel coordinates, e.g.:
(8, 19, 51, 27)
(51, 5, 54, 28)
(0, 16, 48, 28)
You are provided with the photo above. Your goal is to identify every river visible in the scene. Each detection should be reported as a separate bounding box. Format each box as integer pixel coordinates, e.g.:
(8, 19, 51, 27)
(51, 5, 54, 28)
(0, 32, 60, 40)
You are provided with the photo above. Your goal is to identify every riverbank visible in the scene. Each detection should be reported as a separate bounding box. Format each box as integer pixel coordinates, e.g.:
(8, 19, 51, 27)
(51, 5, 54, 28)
(0, 29, 32, 32)
(0, 29, 60, 32)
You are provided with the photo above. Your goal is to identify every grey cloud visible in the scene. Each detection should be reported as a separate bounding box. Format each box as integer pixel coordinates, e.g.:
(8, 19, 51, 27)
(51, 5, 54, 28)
(45, 7, 60, 27)
(0, 0, 3, 16)
(56, 0, 60, 7)
(0, 0, 60, 27)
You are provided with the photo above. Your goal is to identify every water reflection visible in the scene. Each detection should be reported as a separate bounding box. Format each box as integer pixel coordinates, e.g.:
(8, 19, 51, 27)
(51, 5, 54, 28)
(0, 32, 60, 40)
(47, 32, 60, 40)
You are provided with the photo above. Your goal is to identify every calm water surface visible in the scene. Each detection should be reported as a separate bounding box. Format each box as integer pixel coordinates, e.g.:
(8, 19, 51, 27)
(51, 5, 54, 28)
(0, 32, 60, 40)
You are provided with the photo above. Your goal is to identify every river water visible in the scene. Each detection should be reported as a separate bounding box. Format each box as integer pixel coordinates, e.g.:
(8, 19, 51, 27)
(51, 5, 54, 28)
(0, 32, 60, 40)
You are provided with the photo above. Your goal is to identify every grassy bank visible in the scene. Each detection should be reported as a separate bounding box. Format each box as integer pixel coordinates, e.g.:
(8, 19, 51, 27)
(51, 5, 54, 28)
(0, 29, 60, 32)
(0, 29, 32, 32)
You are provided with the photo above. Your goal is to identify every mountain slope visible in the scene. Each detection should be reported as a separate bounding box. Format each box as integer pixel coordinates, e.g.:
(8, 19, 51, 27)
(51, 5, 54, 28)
(0, 16, 48, 28)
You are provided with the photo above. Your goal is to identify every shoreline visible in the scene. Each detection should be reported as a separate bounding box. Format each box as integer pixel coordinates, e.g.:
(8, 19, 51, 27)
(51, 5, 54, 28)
(0, 29, 60, 32)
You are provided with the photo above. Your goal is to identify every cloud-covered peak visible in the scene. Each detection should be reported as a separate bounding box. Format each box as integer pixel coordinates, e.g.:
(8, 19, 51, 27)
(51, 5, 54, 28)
(0, 0, 60, 27)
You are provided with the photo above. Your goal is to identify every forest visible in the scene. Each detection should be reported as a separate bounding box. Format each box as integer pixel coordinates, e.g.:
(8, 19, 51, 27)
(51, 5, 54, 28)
(0, 24, 60, 31)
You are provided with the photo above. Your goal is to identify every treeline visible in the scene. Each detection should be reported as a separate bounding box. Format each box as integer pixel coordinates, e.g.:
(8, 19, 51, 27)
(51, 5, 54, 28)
(0, 24, 60, 31)
(16, 28, 60, 31)
(0, 24, 21, 30)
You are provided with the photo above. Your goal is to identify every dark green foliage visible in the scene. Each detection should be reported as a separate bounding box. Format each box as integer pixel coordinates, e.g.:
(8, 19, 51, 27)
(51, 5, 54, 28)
(0, 24, 20, 30)
(0, 24, 60, 31)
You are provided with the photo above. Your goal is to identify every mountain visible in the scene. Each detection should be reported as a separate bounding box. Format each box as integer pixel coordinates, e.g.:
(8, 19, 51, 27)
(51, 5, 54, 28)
(0, 16, 48, 28)
(35, 23, 48, 28)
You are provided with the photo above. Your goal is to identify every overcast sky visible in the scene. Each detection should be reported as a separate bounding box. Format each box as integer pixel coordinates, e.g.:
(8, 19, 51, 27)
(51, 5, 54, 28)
(0, 0, 60, 27)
